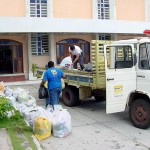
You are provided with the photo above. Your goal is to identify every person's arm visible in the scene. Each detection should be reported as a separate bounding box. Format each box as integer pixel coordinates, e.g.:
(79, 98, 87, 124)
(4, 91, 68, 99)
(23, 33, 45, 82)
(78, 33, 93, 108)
(62, 74, 66, 78)
(40, 80, 46, 86)
(40, 70, 47, 86)
(72, 53, 80, 64)
(60, 70, 66, 78)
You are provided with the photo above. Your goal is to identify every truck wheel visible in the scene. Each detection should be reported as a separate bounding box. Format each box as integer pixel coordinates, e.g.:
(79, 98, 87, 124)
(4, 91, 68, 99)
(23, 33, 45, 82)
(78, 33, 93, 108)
(62, 86, 79, 107)
(129, 99, 150, 129)
(94, 96, 105, 102)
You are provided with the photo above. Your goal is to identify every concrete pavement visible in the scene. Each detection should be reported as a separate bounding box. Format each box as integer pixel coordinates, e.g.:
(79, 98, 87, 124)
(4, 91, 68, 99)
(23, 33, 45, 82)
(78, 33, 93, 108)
(3, 80, 150, 150)
(0, 128, 13, 150)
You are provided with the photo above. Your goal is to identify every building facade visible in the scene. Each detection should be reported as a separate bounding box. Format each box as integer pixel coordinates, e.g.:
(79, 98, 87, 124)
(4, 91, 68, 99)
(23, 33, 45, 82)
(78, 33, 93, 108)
(0, 0, 150, 81)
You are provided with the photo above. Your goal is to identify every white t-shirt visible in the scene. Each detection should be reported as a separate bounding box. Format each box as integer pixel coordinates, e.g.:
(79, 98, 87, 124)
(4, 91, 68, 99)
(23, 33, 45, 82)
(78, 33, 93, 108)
(69, 45, 82, 55)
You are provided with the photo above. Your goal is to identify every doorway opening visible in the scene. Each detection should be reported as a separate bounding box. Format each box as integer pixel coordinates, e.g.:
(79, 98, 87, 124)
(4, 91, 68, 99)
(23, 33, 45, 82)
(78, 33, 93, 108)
(0, 40, 23, 75)
(0, 46, 13, 74)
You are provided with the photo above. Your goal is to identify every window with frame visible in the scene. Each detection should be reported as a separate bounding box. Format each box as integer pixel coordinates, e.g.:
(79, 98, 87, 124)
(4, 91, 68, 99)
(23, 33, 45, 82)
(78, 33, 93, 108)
(56, 39, 90, 64)
(31, 33, 49, 55)
(97, 0, 110, 19)
(106, 45, 133, 69)
(139, 43, 150, 70)
(30, 0, 47, 17)
(99, 34, 111, 40)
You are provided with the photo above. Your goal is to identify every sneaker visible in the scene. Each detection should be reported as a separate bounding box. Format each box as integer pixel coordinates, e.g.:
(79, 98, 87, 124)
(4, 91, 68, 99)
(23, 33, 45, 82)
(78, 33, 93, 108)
(46, 105, 54, 112)
(45, 104, 48, 109)
(49, 107, 54, 112)
(45, 105, 50, 110)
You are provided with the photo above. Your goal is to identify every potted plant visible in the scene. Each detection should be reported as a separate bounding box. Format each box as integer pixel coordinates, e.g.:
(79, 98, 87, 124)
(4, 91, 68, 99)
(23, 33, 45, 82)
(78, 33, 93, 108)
(31, 63, 38, 77)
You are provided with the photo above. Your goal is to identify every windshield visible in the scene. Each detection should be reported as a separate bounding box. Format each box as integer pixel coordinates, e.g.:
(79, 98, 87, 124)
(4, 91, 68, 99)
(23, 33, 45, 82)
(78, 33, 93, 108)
(139, 43, 150, 70)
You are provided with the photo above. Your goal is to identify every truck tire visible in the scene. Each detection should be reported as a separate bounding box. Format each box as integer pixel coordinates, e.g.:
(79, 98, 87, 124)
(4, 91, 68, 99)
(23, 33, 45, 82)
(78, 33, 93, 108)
(94, 96, 105, 102)
(62, 86, 79, 107)
(129, 99, 150, 129)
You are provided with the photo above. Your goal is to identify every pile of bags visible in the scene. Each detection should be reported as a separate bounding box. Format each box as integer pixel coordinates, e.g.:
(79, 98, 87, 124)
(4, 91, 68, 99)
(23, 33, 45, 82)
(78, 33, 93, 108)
(0, 82, 72, 140)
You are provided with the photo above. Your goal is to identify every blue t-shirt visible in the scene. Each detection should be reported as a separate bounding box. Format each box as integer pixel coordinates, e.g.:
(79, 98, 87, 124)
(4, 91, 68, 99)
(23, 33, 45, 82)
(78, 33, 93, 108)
(43, 67, 64, 90)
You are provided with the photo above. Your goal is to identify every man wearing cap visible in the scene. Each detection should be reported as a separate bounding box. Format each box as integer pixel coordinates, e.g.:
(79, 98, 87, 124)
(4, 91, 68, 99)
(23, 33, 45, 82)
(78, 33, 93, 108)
(69, 45, 85, 70)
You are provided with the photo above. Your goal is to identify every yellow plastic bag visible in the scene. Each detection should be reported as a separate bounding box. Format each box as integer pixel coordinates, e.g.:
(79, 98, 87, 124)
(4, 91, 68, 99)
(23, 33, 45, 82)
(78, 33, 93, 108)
(61, 78, 65, 89)
(33, 117, 51, 140)
(0, 82, 5, 93)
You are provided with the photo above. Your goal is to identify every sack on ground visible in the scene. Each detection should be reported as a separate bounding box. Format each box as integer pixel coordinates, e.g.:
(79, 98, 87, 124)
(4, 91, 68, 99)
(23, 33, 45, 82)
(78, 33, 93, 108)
(5, 87, 14, 96)
(52, 109, 72, 138)
(60, 56, 72, 69)
(17, 92, 30, 103)
(85, 62, 92, 72)
(33, 117, 51, 140)
(38, 85, 48, 99)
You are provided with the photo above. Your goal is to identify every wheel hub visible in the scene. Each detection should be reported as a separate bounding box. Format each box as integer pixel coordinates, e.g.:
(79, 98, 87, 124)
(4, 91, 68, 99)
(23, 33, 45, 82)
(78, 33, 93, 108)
(134, 106, 147, 122)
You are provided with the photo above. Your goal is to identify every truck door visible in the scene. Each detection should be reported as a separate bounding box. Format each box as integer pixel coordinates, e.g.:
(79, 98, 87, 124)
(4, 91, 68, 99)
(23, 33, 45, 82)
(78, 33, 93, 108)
(104, 44, 136, 114)
(137, 43, 150, 94)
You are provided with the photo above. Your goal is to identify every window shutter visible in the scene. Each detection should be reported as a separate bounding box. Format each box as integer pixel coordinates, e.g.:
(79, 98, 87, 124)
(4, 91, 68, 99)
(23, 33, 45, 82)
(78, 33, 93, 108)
(31, 33, 49, 55)
(99, 34, 111, 40)
(97, 0, 110, 19)
(30, 0, 47, 17)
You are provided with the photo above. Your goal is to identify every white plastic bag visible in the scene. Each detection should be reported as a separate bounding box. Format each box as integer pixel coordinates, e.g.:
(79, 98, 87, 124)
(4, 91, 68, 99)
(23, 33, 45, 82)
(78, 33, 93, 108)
(6, 96, 16, 107)
(52, 109, 72, 138)
(60, 56, 72, 68)
(17, 92, 30, 103)
(5, 87, 14, 96)
(13, 87, 25, 98)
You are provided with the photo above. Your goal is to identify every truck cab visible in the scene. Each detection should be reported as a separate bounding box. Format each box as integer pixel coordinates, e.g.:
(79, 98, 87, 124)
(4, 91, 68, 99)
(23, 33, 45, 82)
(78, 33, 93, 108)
(104, 38, 150, 129)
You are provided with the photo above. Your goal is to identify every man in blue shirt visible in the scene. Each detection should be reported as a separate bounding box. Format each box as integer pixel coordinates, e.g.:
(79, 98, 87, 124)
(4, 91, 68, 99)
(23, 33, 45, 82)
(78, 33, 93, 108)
(40, 61, 65, 111)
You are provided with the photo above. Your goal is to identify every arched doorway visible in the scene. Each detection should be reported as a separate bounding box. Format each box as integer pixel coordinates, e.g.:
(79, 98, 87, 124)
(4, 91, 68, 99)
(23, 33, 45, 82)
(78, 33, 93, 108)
(0, 40, 23, 74)
(56, 39, 90, 64)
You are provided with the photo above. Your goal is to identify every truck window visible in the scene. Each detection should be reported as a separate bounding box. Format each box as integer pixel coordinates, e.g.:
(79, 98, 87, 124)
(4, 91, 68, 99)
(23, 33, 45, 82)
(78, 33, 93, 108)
(106, 45, 133, 69)
(139, 43, 150, 70)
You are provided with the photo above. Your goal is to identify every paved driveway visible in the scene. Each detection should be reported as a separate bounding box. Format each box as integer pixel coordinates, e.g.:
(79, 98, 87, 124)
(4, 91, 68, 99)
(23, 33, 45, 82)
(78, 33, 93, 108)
(8, 83, 150, 150)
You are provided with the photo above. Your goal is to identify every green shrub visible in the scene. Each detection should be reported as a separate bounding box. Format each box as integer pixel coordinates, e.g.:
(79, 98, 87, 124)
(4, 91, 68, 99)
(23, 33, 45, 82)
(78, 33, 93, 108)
(0, 96, 12, 119)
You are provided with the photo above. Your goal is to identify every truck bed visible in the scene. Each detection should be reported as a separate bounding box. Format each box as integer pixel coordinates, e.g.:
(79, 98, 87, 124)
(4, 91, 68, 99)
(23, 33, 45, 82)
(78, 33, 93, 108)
(62, 68, 106, 89)
(61, 40, 112, 89)
(37, 40, 111, 90)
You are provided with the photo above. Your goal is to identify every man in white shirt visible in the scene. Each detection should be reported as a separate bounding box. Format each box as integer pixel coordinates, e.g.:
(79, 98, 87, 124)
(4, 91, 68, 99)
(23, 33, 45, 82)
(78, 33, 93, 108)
(69, 45, 85, 70)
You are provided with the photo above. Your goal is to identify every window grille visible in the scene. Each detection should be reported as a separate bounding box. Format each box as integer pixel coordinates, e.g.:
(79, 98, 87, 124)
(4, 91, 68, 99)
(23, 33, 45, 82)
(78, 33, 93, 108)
(99, 34, 111, 40)
(97, 0, 110, 19)
(30, 0, 47, 17)
(31, 33, 49, 55)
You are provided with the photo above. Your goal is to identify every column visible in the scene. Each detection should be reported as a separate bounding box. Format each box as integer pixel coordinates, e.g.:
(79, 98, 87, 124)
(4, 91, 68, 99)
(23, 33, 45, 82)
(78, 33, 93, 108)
(28, 33, 36, 80)
(48, 34, 56, 63)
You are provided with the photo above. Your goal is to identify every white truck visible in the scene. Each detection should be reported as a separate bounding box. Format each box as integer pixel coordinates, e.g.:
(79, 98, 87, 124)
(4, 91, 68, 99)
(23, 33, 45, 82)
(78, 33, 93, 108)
(62, 38, 150, 129)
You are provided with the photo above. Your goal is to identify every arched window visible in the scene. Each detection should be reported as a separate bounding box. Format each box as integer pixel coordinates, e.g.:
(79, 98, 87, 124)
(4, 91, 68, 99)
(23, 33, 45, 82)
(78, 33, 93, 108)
(56, 39, 90, 64)
(0, 40, 23, 74)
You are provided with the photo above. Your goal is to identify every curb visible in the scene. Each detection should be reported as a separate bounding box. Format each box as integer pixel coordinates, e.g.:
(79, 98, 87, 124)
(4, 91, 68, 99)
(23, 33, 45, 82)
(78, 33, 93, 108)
(4, 80, 41, 86)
